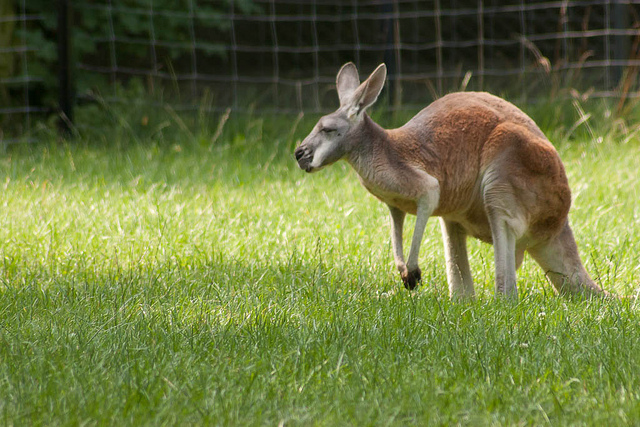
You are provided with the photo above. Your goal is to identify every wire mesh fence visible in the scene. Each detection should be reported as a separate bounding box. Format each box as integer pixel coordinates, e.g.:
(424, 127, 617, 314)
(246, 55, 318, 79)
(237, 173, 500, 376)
(1, 0, 640, 141)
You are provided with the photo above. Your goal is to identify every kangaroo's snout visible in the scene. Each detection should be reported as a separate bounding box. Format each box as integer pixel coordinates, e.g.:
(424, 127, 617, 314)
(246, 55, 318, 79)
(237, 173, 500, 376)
(294, 145, 313, 172)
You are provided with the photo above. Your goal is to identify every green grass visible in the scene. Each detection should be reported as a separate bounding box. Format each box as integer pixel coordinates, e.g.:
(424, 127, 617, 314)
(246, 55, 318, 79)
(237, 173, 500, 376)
(0, 106, 639, 426)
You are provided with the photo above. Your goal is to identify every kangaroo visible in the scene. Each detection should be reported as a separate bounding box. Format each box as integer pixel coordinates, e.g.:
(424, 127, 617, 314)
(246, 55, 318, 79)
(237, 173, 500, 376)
(294, 62, 607, 299)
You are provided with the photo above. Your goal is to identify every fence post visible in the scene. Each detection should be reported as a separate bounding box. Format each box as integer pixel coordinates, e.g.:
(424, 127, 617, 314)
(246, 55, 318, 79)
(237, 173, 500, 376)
(57, 0, 73, 134)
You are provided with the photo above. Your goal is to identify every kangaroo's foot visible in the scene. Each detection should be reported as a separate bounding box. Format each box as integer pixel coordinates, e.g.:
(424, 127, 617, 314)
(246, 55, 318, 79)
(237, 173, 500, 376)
(400, 267, 422, 290)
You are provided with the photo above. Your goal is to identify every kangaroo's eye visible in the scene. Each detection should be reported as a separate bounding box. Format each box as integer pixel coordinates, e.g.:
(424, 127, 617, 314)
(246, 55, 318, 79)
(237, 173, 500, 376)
(321, 128, 336, 134)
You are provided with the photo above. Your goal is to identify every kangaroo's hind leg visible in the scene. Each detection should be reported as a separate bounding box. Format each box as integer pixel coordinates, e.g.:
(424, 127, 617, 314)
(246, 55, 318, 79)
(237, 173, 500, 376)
(488, 215, 519, 298)
(482, 172, 523, 299)
(439, 218, 475, 298)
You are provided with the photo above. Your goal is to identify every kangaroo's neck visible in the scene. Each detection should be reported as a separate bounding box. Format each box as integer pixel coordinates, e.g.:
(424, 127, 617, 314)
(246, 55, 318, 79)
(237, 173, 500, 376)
(347, 114, 393, 176)
(347, 114, 430, 179)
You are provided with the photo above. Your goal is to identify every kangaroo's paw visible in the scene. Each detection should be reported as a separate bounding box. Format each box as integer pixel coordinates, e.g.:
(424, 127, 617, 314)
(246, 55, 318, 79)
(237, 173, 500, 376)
(401, 267, 422, 290)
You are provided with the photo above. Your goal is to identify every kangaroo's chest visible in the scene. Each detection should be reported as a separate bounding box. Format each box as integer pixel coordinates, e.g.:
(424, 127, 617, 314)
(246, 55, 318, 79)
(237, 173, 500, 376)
(355, 168, 421, 215)
(364, 183, 419, 214)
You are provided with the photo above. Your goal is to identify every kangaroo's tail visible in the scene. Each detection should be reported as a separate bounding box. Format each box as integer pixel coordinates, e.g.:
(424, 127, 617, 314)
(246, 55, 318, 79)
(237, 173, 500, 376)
(527, 220, 610, 298)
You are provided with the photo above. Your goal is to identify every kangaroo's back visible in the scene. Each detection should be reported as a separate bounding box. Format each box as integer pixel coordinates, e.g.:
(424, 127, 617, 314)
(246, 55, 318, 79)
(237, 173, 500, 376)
(406, 92, 545, 139)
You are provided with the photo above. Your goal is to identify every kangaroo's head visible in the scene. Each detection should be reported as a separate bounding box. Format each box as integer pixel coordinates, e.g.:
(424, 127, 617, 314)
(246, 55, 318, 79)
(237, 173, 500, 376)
(294, 62, 387, 173)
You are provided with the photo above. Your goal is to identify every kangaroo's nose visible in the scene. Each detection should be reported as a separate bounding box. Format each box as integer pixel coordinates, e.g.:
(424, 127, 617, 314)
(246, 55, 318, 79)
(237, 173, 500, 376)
(294, 146, 305, 161)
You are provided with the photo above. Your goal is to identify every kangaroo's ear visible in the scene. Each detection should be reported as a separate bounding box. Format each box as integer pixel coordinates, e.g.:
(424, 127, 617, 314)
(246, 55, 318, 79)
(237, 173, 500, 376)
(347, 63, 387, 118)
(336, 62, 360, 106)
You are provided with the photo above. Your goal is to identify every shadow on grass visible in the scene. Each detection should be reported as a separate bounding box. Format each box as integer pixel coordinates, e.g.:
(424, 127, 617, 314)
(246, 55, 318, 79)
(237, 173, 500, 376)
(1, 252, 639, 425)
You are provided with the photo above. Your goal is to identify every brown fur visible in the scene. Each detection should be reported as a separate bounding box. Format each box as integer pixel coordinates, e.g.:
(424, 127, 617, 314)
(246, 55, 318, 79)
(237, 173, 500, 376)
(295, 63, 607, 298)
(350, 94, 572, 245)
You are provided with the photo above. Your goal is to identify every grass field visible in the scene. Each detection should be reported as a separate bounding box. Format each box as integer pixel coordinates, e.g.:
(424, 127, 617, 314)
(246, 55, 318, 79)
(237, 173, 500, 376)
(1, 104, 639, 425)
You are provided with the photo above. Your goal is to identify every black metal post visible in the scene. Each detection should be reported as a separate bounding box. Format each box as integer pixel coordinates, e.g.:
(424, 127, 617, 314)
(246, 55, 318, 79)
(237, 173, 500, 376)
(57, 0, 73, 134)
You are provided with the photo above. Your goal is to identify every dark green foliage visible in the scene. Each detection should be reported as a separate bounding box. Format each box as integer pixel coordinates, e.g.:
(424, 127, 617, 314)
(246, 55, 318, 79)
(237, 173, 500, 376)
(14, 0, 260, 106)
